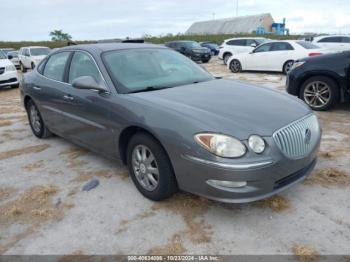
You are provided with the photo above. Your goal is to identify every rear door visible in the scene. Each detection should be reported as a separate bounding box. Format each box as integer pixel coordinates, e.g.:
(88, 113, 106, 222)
(30, 51, 72, 134)
(59, 51, 116, 155)
(268, 42, 295, 71)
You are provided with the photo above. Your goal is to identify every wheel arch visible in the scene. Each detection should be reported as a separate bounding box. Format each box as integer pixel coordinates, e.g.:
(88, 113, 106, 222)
(118, 125, 168, 166)
(298, 73, 342, 99)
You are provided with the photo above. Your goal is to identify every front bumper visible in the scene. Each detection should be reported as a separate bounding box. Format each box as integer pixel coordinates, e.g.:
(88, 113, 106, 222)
(191, 52, 211, 61)
(0, 71, 18, 87)
(174, 137, 320, 203)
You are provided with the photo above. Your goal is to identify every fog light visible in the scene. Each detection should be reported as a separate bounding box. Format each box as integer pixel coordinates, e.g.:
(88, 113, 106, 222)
(207, 179, 247, 188)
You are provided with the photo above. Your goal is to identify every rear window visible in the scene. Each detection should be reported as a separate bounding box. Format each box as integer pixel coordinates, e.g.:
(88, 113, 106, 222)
(296, 41, 319, 49)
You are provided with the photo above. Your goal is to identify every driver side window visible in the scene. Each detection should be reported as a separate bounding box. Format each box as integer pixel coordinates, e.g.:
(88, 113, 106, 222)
(68, 52, 102, 84)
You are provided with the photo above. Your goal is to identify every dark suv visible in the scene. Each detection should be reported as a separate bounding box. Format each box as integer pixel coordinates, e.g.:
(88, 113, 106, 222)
(287, 51, 350, 111)
(165, 41, 211, 63)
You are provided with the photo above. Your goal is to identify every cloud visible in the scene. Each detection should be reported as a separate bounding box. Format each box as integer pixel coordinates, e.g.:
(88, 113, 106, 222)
(0, 0, 349, 41)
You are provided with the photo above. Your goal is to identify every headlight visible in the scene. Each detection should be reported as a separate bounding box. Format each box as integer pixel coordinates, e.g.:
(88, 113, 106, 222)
(248, 135, 265, 154)
(291, 61, 305, 70)
(5, 65, 16, 71)
(195, 133, 246, 158)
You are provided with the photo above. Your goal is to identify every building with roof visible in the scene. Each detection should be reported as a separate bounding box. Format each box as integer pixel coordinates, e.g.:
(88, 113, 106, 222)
(186, 13, 274, 35)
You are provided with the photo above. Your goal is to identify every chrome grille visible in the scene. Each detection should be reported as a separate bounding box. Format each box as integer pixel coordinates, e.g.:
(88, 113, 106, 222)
(273, 114, 320, 159)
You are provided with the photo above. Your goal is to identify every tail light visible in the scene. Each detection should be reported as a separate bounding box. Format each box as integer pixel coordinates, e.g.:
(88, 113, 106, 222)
(309, 52, 322, 57)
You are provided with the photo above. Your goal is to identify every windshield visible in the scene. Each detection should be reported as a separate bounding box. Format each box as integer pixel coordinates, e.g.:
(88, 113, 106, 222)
(184, 42, 202, 48)
(0, 51, 6, 59)
(30, 47, 50, 56)
(205, 43, 219, 48)
(7, 51, 18, 57)
(103, 49, 214, 93)
(296, 41, 320, 49)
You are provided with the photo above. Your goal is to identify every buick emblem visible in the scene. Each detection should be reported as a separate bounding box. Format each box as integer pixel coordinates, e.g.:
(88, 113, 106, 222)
(304, 128, 312, 144)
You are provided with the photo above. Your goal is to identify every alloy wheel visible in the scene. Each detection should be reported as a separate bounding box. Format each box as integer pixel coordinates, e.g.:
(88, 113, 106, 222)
(284, 61, 294, 74)
(230, 60, 241, 73)
(131, 145, 160, 191)
(303, 81, 331, 108)
(29, 104, 42, 133)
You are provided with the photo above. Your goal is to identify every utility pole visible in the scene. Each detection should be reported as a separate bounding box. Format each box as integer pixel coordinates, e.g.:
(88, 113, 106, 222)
(235, 0, 239, 17)
(212, 12, 216, 20)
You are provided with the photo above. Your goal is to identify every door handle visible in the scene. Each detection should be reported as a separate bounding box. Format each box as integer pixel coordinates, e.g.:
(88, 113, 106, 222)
(63, 95, 74, 101)
(33, 86, 41, 91)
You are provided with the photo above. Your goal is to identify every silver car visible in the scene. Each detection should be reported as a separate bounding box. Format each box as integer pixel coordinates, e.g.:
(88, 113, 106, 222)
(20, 44, 321, 203)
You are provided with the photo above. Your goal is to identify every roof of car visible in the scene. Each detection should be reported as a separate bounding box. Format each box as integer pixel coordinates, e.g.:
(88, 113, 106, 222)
(57, 43, 168, 54)
(20, 46, 50, 49)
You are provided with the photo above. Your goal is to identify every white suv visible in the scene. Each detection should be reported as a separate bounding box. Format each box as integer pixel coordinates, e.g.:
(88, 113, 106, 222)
(312, 35, 350, 52)
(0, 51, 19, 88)
(218, 37, 269, 64)
(18, 46, 50, 72)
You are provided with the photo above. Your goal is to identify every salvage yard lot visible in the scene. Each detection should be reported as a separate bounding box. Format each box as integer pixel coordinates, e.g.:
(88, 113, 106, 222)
(0, 57, 349, 256)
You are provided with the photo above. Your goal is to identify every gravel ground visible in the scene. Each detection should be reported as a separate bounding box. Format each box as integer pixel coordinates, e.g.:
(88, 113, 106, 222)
(0, 57, 349, 256)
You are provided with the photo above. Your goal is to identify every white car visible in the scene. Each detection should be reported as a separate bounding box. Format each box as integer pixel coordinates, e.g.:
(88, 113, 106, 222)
(0, 51, 19, 88)
(312, 35, 350, 52)
(218, 37, 269, 65)
(18, 46, 50, 72)
(7, 51, 20, 69)
(227, 40, 326, 74)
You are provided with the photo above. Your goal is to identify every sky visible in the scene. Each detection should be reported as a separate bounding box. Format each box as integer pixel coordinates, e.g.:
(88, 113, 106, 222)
(1, 0, 350, 41)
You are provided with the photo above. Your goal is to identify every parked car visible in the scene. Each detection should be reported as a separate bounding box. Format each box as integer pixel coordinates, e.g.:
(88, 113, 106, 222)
(0, 48, 15, 55)
(18, 46, 51, 72)
(21, 43, 321, 203)
(7, 51, 20, 69)
(218, 37, 269, 65)
(227, 41, 325, 74)
(0, 51, 19, 88)
(200, 42, 220, 56)
(164, 41, 211, 63)
(312, 35, 350, 52)
(287, 51, 350, 111)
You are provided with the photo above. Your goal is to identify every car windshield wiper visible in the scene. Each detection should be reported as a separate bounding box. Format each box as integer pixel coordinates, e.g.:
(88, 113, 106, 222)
(128, 86, 172, 94)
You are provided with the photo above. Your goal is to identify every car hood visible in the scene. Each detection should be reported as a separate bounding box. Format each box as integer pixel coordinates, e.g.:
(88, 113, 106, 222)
(0, 58, 13, 67)
(129, 79, 311, 139)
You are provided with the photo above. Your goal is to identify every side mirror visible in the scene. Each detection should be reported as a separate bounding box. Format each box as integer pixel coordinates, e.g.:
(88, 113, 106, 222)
(251, 43, 257, 48)
(8, 55, 13, 60)
(72, 76, 108, 93)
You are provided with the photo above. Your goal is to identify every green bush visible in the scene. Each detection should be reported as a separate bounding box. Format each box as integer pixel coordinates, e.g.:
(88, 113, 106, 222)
(0, 34, 302, 50)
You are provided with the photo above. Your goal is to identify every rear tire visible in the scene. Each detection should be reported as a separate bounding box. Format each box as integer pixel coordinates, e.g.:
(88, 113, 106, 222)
(26, 99, 52, 138)
(300, 76, 339, 111)
(11, 84, 19, 89)
(283, 60, 294, 74)
(223, 53, 232, 65)
(127, 132, 178, 201)
(229, 59, 242, 73)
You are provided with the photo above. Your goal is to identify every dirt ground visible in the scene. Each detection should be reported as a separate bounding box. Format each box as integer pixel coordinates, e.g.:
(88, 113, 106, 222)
(0, 57, 349, 256)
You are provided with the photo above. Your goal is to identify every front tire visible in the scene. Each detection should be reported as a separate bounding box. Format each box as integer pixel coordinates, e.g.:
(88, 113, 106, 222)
(229, 59, 242, 73)
(127, 132, 178, 201)
(300, 76, 339, 111)
(31, 62, 35, 70)
(223, 53, 232, 65)
(11, 84, 19, 88)
(26, 99, 52, 138)
(283, 60, 294, 74)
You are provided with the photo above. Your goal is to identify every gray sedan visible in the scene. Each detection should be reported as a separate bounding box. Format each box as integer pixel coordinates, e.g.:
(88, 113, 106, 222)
(21, 43, 321, 203)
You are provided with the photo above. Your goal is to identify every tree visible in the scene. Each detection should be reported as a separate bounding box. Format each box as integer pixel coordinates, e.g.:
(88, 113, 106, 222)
(49, 30, 72, 41)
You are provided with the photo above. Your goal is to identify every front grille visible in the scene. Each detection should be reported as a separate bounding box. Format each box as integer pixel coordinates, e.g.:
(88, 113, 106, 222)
(0, 77, 17, 85)
(0, 67, 4, 75)
(273, 114, 320, 159)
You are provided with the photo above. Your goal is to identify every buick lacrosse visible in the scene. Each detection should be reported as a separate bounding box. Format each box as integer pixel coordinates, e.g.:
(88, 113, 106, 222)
(21, 44, 321, 203)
